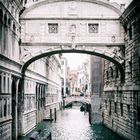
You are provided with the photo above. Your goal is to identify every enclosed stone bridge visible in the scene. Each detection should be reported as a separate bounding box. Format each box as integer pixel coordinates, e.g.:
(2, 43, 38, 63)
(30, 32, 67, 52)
(20, 0, 125, 82)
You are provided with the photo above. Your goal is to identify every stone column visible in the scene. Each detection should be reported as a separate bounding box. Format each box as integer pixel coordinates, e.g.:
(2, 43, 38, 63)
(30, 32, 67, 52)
(17, 77, 24, 137)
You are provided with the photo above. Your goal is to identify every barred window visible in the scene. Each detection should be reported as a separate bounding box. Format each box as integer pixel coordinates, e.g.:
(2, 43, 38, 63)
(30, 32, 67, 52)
(128, 24, 132, 40)
(48, 23, 58, 34)
(88, 24, 98, 33)
(120, 103, 123, 116)
(114, 102, 117, 113)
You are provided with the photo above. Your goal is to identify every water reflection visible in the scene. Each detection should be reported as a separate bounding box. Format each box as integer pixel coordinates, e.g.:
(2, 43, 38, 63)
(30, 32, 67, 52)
(20, 106, 125, 140)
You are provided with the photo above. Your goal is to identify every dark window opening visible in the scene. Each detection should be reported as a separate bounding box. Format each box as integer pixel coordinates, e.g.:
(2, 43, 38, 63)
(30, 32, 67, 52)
(128, 24, 132, 40)
(114, 102, 117, 113)
(4, 99, 7, 117)
(129, 61, 132, 80)
(120, 103, 123, 116)
(109, 101, 111, 116)
(137, 92, 140, 122)
(138, 106, 140, 122)
(48, 23, 58, 34)
(110, 67, 113, 78)
(4, 14, 7, 25)
(127, 104, 130, 117)
(0, 9, 3, 21)
(106, 71, 109, 80)
(88, 23, 98, 33)
(0, 99, 2, 118)
(139, 57, 140, 75)
(116, 67, 119, 78)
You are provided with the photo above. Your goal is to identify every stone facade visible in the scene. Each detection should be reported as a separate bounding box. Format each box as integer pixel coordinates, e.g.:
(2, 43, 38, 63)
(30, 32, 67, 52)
(0, 1, 23, 140)
(22, 55, 62, 135)
(90, 56, 104, 124)
(103, 1, 140, 140)
(61, 57, 68, 97)
(1, 0, 139, 140)
(0, 1, 62, 140)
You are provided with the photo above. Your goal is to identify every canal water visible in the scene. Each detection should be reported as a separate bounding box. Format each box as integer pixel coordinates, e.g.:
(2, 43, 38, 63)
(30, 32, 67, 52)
(20, 106, 125, 140)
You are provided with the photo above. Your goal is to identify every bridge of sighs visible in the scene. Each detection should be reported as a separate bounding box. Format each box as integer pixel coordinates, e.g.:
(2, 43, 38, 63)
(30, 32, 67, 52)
(20, 0, 125, 82)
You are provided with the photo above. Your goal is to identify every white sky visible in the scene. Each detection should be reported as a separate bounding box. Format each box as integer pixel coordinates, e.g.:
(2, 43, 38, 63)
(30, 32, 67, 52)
(62, 53, 88, 69)
(110, 0, 132, 7)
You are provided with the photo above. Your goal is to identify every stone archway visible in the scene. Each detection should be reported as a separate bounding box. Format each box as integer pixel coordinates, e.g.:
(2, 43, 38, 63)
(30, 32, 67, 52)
(21, 49, 125, 82)
(18, 0, 125, 135)
(20, 0, 125, 82)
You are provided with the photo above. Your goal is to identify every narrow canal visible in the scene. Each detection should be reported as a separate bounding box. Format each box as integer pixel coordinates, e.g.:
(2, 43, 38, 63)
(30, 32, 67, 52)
(20, 106, 125, 140)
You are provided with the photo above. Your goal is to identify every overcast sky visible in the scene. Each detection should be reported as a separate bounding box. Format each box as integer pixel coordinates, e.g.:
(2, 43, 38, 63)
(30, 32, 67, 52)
(62, 53, 88, 70)
(110, 0, 132, 7)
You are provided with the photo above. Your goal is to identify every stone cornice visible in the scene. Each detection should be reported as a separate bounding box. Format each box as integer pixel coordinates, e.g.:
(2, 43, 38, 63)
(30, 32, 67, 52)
(20, 17, 119, 20)
(21, 0, 121, 18)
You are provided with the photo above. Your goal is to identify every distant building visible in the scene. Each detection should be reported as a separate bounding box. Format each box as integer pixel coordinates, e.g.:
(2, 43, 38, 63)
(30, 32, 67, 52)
(61, 57, 68, 97)
(67, 69, 79, 96)
(67, 56, 90, 96)
(77, 58, 91, 96)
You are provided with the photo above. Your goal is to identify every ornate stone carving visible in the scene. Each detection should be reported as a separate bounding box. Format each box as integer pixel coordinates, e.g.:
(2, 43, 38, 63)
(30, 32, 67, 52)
(68, 1, 77, 16)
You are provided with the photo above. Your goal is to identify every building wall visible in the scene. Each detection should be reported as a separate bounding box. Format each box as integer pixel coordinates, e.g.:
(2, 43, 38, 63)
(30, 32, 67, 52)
(103, 1, 140, 140)
(0, 1, 23, 139)
(22, 55, 62, 135)
(20, 1, 123, 46)
(0, 0, 137, 140)
(90, 56, 104, 124)
(61, 57, 68, 97)
(0, 1, 62, 139)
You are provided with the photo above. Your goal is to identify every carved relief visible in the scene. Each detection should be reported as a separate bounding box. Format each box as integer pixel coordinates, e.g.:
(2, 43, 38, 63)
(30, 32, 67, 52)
(70, 24, 76, 34)
(80, 23, 86, 36)
(60, 23, 67, 36)
(68, 2, 77, 16)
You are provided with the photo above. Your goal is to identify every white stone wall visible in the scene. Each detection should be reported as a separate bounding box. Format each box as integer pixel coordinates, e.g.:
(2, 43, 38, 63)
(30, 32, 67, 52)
(23, 1, 120, 18)
(20, 1, 123, 46)
(0, 71, 12, 140)
(22, 55, 62, 135)
(20, 19, 123, 45)
(0, 0, 62, 138)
